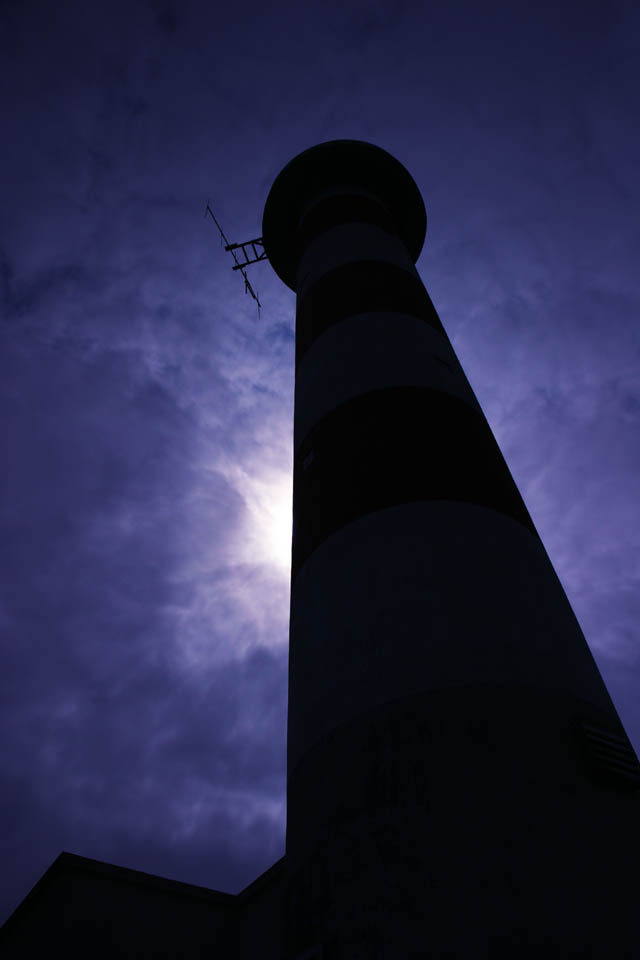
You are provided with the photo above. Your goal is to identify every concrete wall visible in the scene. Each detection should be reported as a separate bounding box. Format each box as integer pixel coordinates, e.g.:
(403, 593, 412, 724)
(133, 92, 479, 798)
(235, 857, 287, 959)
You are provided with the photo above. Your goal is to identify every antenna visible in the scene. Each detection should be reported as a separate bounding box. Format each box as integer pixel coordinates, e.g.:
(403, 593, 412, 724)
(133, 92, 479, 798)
(204, 201, 268, 316)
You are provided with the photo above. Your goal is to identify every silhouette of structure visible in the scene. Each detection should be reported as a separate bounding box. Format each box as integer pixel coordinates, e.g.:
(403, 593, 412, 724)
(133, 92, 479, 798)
(2, 140, 639, 958)
(205, 200, 265, 312)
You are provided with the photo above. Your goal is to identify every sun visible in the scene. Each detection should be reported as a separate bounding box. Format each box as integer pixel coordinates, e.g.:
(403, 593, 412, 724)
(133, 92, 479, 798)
(237, 466, 293, 573)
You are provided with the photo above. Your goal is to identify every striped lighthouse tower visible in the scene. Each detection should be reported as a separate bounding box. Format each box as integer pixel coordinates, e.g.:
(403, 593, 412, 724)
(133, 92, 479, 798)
(262, 141, 639, 959)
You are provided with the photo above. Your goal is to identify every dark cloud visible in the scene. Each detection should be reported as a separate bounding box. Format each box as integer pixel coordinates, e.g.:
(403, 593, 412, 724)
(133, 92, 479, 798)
(149, 0, 187, 35)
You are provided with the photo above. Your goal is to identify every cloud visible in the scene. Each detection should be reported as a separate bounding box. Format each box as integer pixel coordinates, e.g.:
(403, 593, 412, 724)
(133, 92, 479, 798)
(2, 0, 640, 930)
(149, 0, 188, 35)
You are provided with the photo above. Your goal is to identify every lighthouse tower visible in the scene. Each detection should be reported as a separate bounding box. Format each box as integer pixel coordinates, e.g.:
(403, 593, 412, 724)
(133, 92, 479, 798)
(262, 140, 640, 958)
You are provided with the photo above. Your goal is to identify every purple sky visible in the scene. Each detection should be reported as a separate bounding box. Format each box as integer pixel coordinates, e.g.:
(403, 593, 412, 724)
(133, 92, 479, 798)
(2, 0, 639, 925)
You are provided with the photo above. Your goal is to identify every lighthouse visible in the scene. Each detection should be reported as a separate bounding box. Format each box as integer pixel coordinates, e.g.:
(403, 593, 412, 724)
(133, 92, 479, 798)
(2, 139, 638, 960)
(262, 139, 640, 958)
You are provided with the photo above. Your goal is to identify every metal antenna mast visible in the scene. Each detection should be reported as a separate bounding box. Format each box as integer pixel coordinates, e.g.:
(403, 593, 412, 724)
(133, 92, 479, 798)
(204, 201, 268, 315)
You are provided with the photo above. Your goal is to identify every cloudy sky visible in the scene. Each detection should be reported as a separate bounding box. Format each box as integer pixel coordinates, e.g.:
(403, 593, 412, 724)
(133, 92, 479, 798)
(1, 0, 639, 925)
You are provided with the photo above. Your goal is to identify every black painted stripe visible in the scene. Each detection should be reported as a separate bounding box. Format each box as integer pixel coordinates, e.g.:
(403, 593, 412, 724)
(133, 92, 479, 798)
(291, 386, 536, 580)
(296, 260, 445, 367)
(297, 194, 397, 254)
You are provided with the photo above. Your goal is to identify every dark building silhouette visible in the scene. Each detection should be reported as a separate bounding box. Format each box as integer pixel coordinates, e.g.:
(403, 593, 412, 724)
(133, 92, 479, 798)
(2, 140, 638, 958)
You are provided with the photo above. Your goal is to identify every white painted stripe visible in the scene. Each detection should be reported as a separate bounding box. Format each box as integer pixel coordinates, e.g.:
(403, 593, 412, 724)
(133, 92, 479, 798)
(288, 500, 614, 771)
(296, 223, 415, 298)
(293, 312, 482, 452)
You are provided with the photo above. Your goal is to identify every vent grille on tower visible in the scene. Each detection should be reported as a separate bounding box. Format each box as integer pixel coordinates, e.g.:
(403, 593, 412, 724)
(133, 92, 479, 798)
(581, 720, 640, 787)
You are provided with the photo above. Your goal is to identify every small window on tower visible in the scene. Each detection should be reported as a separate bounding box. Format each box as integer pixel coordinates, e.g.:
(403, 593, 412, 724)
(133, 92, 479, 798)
(303, 449, 315, 471)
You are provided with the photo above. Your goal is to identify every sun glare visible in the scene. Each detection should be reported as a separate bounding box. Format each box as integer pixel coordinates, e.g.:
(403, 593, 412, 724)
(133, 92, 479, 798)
(237, 467, 293, 573)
